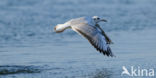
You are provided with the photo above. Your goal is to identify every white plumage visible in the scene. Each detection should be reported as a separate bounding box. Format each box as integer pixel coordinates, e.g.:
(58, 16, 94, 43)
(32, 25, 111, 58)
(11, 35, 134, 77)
(54, 16, 114, 57)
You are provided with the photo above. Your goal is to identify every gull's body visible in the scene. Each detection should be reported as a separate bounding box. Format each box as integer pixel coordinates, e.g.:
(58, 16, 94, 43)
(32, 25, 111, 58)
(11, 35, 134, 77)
(54, 16, 114, 57)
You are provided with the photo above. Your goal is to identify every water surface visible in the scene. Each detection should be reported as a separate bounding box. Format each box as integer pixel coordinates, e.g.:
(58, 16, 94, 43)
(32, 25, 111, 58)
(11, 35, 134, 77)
(0, 0, 156, 78)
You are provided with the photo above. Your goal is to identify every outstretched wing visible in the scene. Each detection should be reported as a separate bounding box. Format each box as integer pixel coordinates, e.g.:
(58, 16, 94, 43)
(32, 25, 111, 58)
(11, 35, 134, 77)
(72, 24, 114, 57)
(95, 24, 113, 44)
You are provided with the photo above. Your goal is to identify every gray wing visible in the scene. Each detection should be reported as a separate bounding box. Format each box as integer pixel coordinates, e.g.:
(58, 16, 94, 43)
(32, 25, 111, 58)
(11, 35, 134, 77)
(95, 24, 113, 44)
(72, 24, 114, 57)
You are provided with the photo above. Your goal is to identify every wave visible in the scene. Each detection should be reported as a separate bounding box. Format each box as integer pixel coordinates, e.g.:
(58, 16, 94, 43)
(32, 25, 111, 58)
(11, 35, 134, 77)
(0, 65, 42, 75)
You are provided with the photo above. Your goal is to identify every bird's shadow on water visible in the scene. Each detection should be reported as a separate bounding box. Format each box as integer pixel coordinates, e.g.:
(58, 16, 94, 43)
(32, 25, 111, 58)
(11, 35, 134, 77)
(84, 68, 113, 78)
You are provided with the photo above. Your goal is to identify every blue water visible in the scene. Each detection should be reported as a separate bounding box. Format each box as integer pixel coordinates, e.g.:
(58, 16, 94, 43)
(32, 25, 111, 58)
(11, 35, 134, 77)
(0, 0, 156, 78)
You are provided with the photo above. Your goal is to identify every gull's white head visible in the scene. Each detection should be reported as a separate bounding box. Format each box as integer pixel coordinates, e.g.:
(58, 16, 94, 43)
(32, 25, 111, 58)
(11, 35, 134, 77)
(92, 16, 107, 23)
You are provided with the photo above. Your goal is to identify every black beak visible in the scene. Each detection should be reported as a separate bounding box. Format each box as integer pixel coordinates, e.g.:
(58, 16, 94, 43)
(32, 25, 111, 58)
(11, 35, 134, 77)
(101, 19, 107, 22)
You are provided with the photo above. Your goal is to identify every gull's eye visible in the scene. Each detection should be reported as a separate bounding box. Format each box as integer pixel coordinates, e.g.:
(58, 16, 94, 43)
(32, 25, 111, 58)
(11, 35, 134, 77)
(94, 18, 100, 20)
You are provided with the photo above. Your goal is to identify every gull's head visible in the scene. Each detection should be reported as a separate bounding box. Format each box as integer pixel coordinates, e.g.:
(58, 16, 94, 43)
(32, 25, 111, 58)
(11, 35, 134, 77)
(92, 16, 107, 23)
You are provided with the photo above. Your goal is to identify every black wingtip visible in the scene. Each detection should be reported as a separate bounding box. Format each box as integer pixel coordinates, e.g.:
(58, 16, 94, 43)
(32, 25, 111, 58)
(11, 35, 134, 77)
(91, 41, 114, 57)
(101, 47, 115, 57)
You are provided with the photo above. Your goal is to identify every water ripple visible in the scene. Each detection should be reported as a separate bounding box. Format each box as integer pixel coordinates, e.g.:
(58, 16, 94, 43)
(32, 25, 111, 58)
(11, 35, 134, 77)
(0, 65, 42, 75)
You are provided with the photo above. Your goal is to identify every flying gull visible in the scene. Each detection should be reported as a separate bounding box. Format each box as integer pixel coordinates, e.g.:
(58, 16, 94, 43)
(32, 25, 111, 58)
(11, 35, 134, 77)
(54, 16, 114, 57)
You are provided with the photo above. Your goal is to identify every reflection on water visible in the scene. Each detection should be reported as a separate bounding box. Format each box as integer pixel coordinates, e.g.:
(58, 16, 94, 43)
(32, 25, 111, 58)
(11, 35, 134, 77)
(0, 0, 156, 78)
(87, 68, 113, 78)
